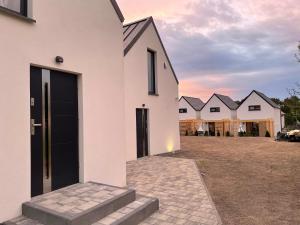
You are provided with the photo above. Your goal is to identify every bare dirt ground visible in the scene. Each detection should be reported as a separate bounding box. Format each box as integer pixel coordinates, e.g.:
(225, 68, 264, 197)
(161, 137, 300, 225)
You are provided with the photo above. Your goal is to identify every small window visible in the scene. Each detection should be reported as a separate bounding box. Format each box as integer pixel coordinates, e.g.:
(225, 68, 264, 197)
(147, 50, 157, 95)
(179, 108, 187, 113)
(210, 107, 220, 112)
(249, 105, 261, 111)
(0, 0, 27, 16)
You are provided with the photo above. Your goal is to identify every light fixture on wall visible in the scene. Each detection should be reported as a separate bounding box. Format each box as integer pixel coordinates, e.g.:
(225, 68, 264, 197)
(142, 104, 146, 108)
(55, 56, 64, 64)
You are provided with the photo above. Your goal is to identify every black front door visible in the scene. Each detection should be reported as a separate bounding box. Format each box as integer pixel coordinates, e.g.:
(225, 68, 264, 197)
(136, 109, 148, 158)
(30, 67, 79, 197)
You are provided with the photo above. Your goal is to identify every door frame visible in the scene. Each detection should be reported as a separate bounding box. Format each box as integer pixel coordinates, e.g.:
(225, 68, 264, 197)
(136, 108, 149, 158)
(30, 64, 84, 193)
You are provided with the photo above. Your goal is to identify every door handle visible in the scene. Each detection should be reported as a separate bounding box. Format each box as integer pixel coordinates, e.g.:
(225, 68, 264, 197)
(31, 119, 42, 136)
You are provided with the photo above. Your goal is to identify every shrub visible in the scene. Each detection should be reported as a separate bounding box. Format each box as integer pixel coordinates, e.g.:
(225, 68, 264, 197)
(265, 130, 271, 137)
(226, 131, 230, 137)
(204, 131, 209, 136)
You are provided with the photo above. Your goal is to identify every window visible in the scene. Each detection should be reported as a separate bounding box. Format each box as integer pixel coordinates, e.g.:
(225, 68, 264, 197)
(179, 108, 187, 113)
(0, 0, 27, 16)
(210, 107, 220, 112)
(249, 105, 261, 111)
(147, 50, 156, 95)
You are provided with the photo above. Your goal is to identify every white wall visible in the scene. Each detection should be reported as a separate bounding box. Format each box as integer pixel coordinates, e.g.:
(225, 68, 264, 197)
(179, 98, 199, 120)
(237, 92, 274, 120)
(237, 92, 282, 134)
(124, 23, 180, 161)
(274, 108, 283, 134)
(0, 0, 126, 221)
(201, 95, 233, 121)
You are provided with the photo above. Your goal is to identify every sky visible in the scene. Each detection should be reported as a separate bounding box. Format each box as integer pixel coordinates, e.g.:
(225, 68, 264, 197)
(117, 0, 300, 101)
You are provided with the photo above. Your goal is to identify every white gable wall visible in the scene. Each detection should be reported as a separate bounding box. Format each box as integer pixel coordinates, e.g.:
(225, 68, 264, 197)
(0, 0, 126, 221)
(124, 23, 180, 161)
(274, 108, 283, 134)
(237, 92, 274, 120)
(237, 92, 282, 134)
(201, 95, 233, 121)
(179, 98, 199, 120)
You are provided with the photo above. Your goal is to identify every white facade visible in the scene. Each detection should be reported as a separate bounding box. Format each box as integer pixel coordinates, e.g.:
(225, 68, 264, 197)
(0, 1, 126, 222)
(237, 91, 284, 134)
(124, 21, 180, 161)
(179, 98, 200, 120)
(201, 95, 236, 121)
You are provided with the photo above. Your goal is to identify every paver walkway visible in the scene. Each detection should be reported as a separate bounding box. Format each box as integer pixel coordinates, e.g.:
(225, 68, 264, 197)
(127, 156, 222, 225)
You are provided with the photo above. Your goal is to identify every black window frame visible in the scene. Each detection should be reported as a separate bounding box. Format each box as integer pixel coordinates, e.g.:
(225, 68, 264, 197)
(248, 105, 261, 111)
(147, 49, 157, 95)
(210, 107, 220, 113)
(179, 108, 188, 114)
(0, 0, 27, 16)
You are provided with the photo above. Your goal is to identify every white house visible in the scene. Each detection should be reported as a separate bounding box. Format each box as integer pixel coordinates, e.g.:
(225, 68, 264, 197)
(0, 0, 128, 222)
(237, 90, 284, 137)
(179, 96, 204, 120)
(201, 94, 238, 136)
(123, 17, 180, 161)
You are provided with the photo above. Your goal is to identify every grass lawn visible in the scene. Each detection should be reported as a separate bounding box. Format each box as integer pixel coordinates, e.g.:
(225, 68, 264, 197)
(162, 137, 300, 225)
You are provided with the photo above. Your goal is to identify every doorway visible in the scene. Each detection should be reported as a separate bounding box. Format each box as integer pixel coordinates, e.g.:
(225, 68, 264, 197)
(30, 67, 79, 197)
(246, 122, 260, 137)
(136, 109, 149, 158)
(208, 122, 216, 136)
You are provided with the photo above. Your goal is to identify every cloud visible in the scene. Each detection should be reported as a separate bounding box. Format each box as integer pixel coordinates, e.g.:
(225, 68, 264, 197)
(118, 0, 300, 100)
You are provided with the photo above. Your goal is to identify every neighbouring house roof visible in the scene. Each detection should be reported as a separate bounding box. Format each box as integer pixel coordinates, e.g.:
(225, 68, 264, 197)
(238, 90, 280, 109)
(110, 0, 125, 22)
(214, 94, 239, 110)
(202, 93, 239, 111)
(123, 17, 179, 84)
(180, 96, 205, 111)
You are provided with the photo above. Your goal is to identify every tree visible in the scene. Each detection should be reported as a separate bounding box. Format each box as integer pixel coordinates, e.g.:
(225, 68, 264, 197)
(295, 42, 300, 62)
(288, 83, 300, 97)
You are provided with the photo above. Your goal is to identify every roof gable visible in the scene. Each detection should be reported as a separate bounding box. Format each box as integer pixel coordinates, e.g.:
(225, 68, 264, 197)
(110, 0, 125, 22)
(238, 90, 280, 109)
(202, 94, 238, 111)
(180, 96, 205, 111)
(123, 17, 179, 84)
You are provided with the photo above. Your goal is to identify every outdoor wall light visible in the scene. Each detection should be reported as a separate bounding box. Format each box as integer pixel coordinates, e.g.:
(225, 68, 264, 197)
(55, 56, 64, 64)
(142, 104, 146, 108)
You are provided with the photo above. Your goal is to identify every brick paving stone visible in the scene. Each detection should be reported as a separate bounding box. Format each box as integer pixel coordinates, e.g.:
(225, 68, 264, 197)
(127, 156, 223, 225)
(28, 182, 128, 217)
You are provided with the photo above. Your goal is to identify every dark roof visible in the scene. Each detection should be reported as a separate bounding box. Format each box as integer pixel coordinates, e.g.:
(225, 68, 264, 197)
(123, 17, 179, 84)
(238, 90, 280, 109)
(180, 96, 205, 111)
(202, 93, 238, 110)
(215, 94, 239, 110)
(110, 0, 125, 23)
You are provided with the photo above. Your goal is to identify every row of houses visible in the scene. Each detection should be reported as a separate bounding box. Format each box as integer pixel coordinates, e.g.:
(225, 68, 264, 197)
(179, 90, 285, 137)
(0, 0, 180, 222)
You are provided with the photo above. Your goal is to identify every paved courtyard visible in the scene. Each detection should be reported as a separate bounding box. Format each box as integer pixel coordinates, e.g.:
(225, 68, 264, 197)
(162, 137, 300, 225)
(127, 156, 222, 225)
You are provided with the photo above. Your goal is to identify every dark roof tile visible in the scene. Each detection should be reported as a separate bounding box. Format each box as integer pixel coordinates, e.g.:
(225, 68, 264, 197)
(181, 96, 205, 111)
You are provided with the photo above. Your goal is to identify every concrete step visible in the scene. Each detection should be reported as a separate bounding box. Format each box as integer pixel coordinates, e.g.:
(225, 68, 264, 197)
(3, 216, 43, 225)
(93, 196, 159, 225)
(21, 182, 136, 225)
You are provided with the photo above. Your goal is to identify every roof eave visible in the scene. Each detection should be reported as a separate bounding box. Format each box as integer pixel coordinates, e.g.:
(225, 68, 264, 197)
(110, 0, 125, 23)
(124, 17, 179, 85)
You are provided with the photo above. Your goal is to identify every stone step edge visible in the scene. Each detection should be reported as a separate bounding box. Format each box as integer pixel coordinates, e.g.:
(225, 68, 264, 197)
(94, 195, 159, 225)
(22, 189, 136, 225)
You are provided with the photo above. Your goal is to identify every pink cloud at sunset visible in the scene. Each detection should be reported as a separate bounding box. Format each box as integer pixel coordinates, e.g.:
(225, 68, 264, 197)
(180, 79, 238, 101)
(117, 0, 300, 100)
